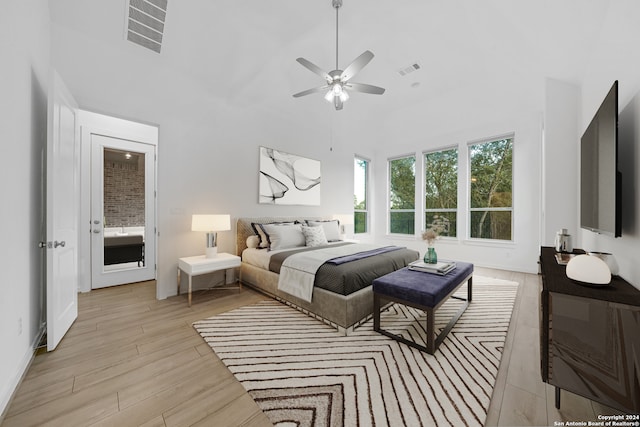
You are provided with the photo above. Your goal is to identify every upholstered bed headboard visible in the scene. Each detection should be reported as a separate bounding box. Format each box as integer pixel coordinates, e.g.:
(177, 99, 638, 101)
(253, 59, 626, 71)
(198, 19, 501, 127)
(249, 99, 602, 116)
(236, 216, 331, 256)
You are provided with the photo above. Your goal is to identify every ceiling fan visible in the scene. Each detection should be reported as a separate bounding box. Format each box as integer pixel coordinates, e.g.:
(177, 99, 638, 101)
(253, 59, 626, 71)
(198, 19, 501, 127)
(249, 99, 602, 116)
(293, 0, 385, 110)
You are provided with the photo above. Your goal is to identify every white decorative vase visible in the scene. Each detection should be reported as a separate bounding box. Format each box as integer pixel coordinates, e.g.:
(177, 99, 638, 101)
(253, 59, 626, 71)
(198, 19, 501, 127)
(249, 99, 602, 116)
(566, 255, 611, 285)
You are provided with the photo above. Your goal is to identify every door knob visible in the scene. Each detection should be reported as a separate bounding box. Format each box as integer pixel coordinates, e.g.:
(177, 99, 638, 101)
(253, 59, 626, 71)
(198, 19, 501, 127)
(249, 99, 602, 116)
(54, 240, 66, 248)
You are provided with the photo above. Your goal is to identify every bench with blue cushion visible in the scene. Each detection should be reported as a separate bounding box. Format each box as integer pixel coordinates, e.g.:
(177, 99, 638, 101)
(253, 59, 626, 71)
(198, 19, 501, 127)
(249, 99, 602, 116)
(373, 261, 473, 354)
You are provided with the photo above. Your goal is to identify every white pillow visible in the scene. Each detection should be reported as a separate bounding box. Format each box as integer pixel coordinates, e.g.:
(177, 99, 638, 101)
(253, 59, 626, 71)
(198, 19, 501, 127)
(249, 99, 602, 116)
(302, 225, 328, 247)
(259, 223, 305, 250)
(252, 221, 295, 248)
(307, 220, 341, 242)
(246, 235, 260, 249)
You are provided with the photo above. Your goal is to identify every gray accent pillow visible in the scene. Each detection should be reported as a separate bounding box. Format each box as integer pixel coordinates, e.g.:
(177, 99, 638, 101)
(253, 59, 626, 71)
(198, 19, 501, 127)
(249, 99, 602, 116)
(307, 220, 341, 242)
(259, 223, 305, 250)
(302, 225, 328, 247)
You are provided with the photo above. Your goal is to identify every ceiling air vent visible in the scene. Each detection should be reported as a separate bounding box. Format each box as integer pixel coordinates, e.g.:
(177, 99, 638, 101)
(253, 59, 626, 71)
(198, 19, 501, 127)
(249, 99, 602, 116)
(397, 62, 421, 77)
(126, 0, 168, 53)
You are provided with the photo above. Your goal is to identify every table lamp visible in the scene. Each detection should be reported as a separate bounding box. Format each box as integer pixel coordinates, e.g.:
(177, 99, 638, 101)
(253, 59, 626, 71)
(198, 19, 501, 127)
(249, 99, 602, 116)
(191, 214, 231, 258)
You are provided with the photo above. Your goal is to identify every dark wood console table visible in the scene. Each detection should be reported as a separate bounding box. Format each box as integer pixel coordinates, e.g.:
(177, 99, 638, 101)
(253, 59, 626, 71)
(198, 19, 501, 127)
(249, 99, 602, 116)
(539, 246, 640, 413)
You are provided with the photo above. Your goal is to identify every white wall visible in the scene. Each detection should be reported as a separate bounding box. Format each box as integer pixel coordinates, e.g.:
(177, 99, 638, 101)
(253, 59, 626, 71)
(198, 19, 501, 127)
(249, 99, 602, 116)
(50, 23, 361, 300)
(0, 0, 50, 416)
(156, 110, 358, 298)
(578, 0, 640, 289)
(542, 78, 581, 246)
(49, 16, 549, 306)
(371, 111, 543, 274)
(47, 1, 640, 299)
(77, 110, 159, 293)
(1, 0, 636, 418)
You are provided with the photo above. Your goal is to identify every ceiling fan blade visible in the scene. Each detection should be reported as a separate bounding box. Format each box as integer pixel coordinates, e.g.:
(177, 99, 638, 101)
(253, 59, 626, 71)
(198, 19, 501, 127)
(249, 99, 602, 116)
(296, 58, 332, 82)
(340, 50, 374, 82)
(346, 82, 386, 95)
(293, 86, 328, 98)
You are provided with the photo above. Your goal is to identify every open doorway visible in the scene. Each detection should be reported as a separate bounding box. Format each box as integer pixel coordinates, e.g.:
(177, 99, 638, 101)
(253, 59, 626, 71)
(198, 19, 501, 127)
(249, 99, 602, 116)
(91, 136, 156, 288)
(78, 111, 158, 293)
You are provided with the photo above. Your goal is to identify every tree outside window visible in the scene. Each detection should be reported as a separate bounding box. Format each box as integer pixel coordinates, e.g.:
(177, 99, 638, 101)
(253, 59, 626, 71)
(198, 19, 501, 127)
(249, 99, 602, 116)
(354, 157, 368, 234)
(424, 148, 457, 237)
(389, 155, 415, 234)
(469, 137, 513, 240)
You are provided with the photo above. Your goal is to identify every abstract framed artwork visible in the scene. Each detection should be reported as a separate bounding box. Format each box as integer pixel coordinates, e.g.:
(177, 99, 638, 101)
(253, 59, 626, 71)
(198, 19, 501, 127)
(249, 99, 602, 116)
(259, 146, 321, 205)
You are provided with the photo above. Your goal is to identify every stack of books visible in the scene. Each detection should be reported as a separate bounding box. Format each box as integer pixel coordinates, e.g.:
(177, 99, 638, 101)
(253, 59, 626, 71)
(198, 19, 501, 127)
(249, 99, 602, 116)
(409, 260, 456, 275)
(554, 252, 575, 265)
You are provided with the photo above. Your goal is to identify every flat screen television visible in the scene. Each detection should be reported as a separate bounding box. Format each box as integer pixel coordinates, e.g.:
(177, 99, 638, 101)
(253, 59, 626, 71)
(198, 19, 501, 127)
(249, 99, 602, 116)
(580, 80, 621, 237)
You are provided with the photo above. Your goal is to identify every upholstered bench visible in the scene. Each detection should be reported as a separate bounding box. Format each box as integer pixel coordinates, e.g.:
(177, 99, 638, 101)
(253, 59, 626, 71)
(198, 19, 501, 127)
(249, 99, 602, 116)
(372, 262, 473, 354)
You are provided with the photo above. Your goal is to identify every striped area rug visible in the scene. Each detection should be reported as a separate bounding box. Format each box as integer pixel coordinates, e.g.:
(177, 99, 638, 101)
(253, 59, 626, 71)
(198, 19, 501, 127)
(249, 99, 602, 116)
(193, 276, 519, 427)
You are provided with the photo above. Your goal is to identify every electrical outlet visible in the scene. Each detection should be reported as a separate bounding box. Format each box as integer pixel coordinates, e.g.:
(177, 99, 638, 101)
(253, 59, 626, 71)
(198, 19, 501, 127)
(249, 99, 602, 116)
(18, 317, 22, 336)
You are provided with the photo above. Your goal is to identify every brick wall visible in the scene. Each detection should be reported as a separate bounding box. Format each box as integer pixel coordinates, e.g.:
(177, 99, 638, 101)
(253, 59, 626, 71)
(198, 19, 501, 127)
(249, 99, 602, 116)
(104, 157, 145, 227)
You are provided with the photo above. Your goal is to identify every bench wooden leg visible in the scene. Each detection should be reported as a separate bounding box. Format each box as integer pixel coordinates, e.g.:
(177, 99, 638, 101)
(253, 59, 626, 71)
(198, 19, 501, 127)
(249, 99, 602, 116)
(434, 296, 469, 352)
(373, 293, 381, 331)
(426, 308, 435, 354)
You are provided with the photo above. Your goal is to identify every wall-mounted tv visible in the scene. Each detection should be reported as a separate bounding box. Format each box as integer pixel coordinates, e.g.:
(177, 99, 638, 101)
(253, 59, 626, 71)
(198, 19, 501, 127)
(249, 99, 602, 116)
(580, 80, 621, 237)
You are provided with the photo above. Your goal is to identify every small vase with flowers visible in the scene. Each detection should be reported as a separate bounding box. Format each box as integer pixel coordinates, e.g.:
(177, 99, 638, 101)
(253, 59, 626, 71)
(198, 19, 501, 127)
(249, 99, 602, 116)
(421, 215, 449, 264)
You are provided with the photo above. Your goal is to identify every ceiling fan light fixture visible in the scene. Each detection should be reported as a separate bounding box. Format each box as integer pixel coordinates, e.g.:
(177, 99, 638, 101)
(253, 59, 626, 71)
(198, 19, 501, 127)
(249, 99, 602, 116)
(324, 83, 349, 103)
(292, 0, 385, 110)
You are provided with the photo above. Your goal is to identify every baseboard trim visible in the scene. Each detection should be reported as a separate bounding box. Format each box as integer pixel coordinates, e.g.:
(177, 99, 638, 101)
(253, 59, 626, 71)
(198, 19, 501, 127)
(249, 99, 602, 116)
(0, 324, 45, 423)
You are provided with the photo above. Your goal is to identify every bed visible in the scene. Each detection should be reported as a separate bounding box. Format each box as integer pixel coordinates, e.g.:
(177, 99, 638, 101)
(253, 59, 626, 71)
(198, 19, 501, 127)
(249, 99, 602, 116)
(236, 217, 419, 333)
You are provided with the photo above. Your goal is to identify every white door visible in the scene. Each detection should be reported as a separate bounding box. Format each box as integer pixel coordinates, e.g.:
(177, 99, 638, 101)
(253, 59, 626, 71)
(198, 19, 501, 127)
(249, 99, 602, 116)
(91, 134, 156, 288)
(46, 72, 79, 351)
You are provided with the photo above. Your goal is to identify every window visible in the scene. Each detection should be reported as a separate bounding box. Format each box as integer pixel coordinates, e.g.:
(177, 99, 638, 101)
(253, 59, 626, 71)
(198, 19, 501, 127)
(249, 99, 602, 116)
(424, 148, 457, 237)
(469, 136, 513, 240)
(389, 155, 415, 234)
(354, 157, 368, 234)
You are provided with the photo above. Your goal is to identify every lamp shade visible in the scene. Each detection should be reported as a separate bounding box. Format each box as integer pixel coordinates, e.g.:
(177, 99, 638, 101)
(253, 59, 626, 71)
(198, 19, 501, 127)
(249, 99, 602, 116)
(191, 214, 231, 232)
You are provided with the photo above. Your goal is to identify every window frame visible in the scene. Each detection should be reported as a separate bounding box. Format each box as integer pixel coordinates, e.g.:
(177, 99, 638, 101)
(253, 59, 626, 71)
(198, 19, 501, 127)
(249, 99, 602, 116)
(387, 153, 416, 236)
(467, 134, 514, 242)
(423, 145, 459, 239)
(353, 155, 370, 234)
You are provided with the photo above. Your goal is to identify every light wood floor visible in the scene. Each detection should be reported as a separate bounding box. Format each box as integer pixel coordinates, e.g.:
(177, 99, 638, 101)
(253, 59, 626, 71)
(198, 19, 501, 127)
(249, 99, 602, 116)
(1, 268, 620, 426)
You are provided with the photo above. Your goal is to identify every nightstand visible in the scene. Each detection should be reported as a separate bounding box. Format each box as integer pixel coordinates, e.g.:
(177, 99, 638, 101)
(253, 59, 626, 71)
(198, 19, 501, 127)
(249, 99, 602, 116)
(177, 253, 241, 307)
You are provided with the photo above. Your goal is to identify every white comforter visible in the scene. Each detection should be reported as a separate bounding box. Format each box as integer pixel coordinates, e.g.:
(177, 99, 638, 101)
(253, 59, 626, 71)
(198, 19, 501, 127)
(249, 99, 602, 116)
(278, 244, 383, 302)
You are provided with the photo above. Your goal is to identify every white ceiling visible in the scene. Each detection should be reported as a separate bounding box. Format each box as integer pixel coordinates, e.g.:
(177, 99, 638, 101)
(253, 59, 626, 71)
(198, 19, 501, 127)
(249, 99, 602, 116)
(49, 0, 612, 120)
